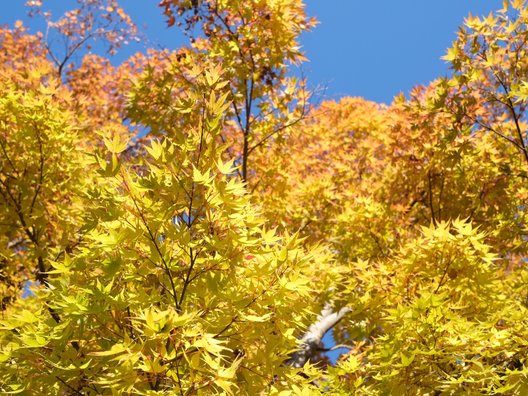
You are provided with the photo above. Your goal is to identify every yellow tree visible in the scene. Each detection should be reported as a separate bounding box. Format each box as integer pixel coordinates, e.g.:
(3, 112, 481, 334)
(0, 1, 336, 394)
(159, 0, 315, 183)
(0, 22, 92, 315)
(3, 0, 528, 394)
(0, 0, 141, 313)
(1, 61, 333, 394)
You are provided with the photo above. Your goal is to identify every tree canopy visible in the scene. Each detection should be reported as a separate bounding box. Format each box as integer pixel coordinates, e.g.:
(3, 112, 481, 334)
(1, 1, 528, 394)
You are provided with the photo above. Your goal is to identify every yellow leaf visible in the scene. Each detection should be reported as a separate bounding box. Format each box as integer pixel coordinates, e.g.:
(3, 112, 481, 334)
(241, 312, 272, 322)
(193, 335, 226, 355)
(217, 158, 235, 175)
(278, 247, 288, 262)
(89, 343, 127, 357)
(103, 135, 129, 154)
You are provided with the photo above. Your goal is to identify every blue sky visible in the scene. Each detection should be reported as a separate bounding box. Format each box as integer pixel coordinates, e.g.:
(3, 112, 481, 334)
(2, 1, 501, 104)
(302, 0, 501, 103)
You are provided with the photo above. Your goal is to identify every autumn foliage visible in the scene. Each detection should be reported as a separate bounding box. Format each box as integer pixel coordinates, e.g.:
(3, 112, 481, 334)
(1, 0, 528, 394)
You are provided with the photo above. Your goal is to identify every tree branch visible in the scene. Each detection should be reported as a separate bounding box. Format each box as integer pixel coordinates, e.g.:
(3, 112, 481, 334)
(287, 301, 351, 368)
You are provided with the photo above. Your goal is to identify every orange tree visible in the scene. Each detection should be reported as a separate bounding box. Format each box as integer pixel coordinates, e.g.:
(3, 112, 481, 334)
(250, 1, 528, 394)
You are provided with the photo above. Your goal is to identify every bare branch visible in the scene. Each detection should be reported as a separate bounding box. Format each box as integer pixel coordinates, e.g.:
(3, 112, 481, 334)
(287, 301, 352, 368)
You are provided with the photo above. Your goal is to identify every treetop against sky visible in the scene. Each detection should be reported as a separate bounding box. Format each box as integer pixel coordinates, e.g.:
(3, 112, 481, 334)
(1, 0, 502, 102)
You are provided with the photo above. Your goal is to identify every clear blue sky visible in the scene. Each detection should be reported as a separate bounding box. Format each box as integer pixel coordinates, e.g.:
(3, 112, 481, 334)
(302, 0, 501, 103)
(2, 1, 501, 103)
